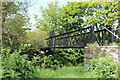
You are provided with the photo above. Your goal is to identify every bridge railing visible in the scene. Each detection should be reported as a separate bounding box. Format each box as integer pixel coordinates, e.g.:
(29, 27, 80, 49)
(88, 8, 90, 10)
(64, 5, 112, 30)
(46, 26, 114, 48)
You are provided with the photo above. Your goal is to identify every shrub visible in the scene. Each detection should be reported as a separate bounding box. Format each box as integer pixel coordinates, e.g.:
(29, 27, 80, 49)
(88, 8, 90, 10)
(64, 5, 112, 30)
(1, 44, 85, 78)
(87, 53, 118, 78)
(26, 29, 48, 49)
(18, 43, 41, 60)
(1, 47, 40, 79)
(33, 48, 84, 70)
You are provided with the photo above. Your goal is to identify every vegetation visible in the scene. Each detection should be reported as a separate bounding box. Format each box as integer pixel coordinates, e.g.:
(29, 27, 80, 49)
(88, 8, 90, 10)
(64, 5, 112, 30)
(1, 47, 118, 78)
(33, 48, 84, 69)
(38, 54, 118, 78)
(87, 43, 99, 54)
(2, 47, 39, 78)
(109, 42, 120, 46)
(38, 66, 96, 78)
(36, 2, 119, 33)
(2, 2, 31, 48)
(26, 29, 48, 49)
(1, 1, 119, 79)
(36, 1, 60, 33)
(87, 53, 118, 78)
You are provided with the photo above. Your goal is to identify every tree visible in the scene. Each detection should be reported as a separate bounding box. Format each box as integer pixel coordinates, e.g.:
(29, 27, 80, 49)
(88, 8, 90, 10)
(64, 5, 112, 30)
(1, 2, 31, 48)
(83, 2, 119, 28)
(59, 2, 119, 30)
(36, 1, 119, 40)
(35, 1, 60, 34)
(58, 2, 89, 31)
(26, 29, 47, 49)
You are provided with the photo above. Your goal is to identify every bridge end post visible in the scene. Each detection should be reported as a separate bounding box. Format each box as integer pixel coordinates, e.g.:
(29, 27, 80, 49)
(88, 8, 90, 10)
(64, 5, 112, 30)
(109, 28, 114, 43)
(49, 29, 56, 48)
(90, 26, 95, 43)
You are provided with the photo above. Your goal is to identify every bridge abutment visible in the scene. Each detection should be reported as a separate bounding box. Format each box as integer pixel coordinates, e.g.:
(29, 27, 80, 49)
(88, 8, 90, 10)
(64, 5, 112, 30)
(84, 45, 119, 67)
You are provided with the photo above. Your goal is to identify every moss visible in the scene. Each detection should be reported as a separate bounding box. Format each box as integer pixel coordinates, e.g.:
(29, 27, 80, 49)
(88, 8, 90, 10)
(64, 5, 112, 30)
(87, 43, 100, 54)
(109, 42, 119, 46)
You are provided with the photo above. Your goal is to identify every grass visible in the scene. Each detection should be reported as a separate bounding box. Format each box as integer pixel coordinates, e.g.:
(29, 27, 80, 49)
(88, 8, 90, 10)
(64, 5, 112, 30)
(38, 66, 96, 78)
(0, 55, 2, 79)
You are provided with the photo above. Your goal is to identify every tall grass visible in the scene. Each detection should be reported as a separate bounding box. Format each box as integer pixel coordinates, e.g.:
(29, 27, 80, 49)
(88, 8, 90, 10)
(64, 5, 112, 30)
(0, 54, 2, 79)
(38, 66, 96, 78)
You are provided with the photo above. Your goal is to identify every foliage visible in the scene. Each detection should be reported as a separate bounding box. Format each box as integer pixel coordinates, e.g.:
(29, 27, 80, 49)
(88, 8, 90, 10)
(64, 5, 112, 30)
(35, 1, 119, 47)
(118, 43, 120, 46)
(1, 47, 40, 79)
(87, 53, 118, 78)
(1, 1, 119, 78)
(39, 63, 117, 80)
(35, 1, 119, 48)
(2, 2, 31, 48)
(36, 2, 119, 36)
(114, 27, 120, 43)
(83, 2, 119, 28)
(118, 66, 120, 78)
(103, 40, 109, 46)
(36, 2, 89, 32)
(1, 43, 119, 78)
(33, 48, 84, 70)
(0, 54, 2, 79)
(36, 1, 60, 33)
(59, 2, 88, 31)
(26, 29, 48, 49)
(87, 42, 99, 54)
(109, 42, 119, 46)
(1, 45, 85, 78)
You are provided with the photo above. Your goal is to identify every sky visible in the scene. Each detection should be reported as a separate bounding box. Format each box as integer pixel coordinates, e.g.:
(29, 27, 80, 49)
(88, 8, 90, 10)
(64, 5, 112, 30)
(27, 0, 88, 30)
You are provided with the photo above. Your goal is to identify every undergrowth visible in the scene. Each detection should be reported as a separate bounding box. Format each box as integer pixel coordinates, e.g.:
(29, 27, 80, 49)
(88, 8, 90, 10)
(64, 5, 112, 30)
(1, 45, 119, 78)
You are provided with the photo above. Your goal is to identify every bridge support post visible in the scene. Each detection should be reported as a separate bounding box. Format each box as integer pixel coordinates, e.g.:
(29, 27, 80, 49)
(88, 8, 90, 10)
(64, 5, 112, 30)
(49, 29, 56, 48)
(90, 26, 95, 43)
(109, 28, 114, 43)
(63, 30, 68, 47)
(78, 28, 82, 46)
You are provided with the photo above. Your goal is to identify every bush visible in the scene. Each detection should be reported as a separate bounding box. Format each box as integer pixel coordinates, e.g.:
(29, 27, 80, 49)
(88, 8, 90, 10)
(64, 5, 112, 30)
(26, 29, 48, 49)
(1, 43, 85, 78)
(18, 44, 41, 60)
(1, 47, 40, 79)
(33, 48, 84, 70)
(87, 53, 118, 78)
